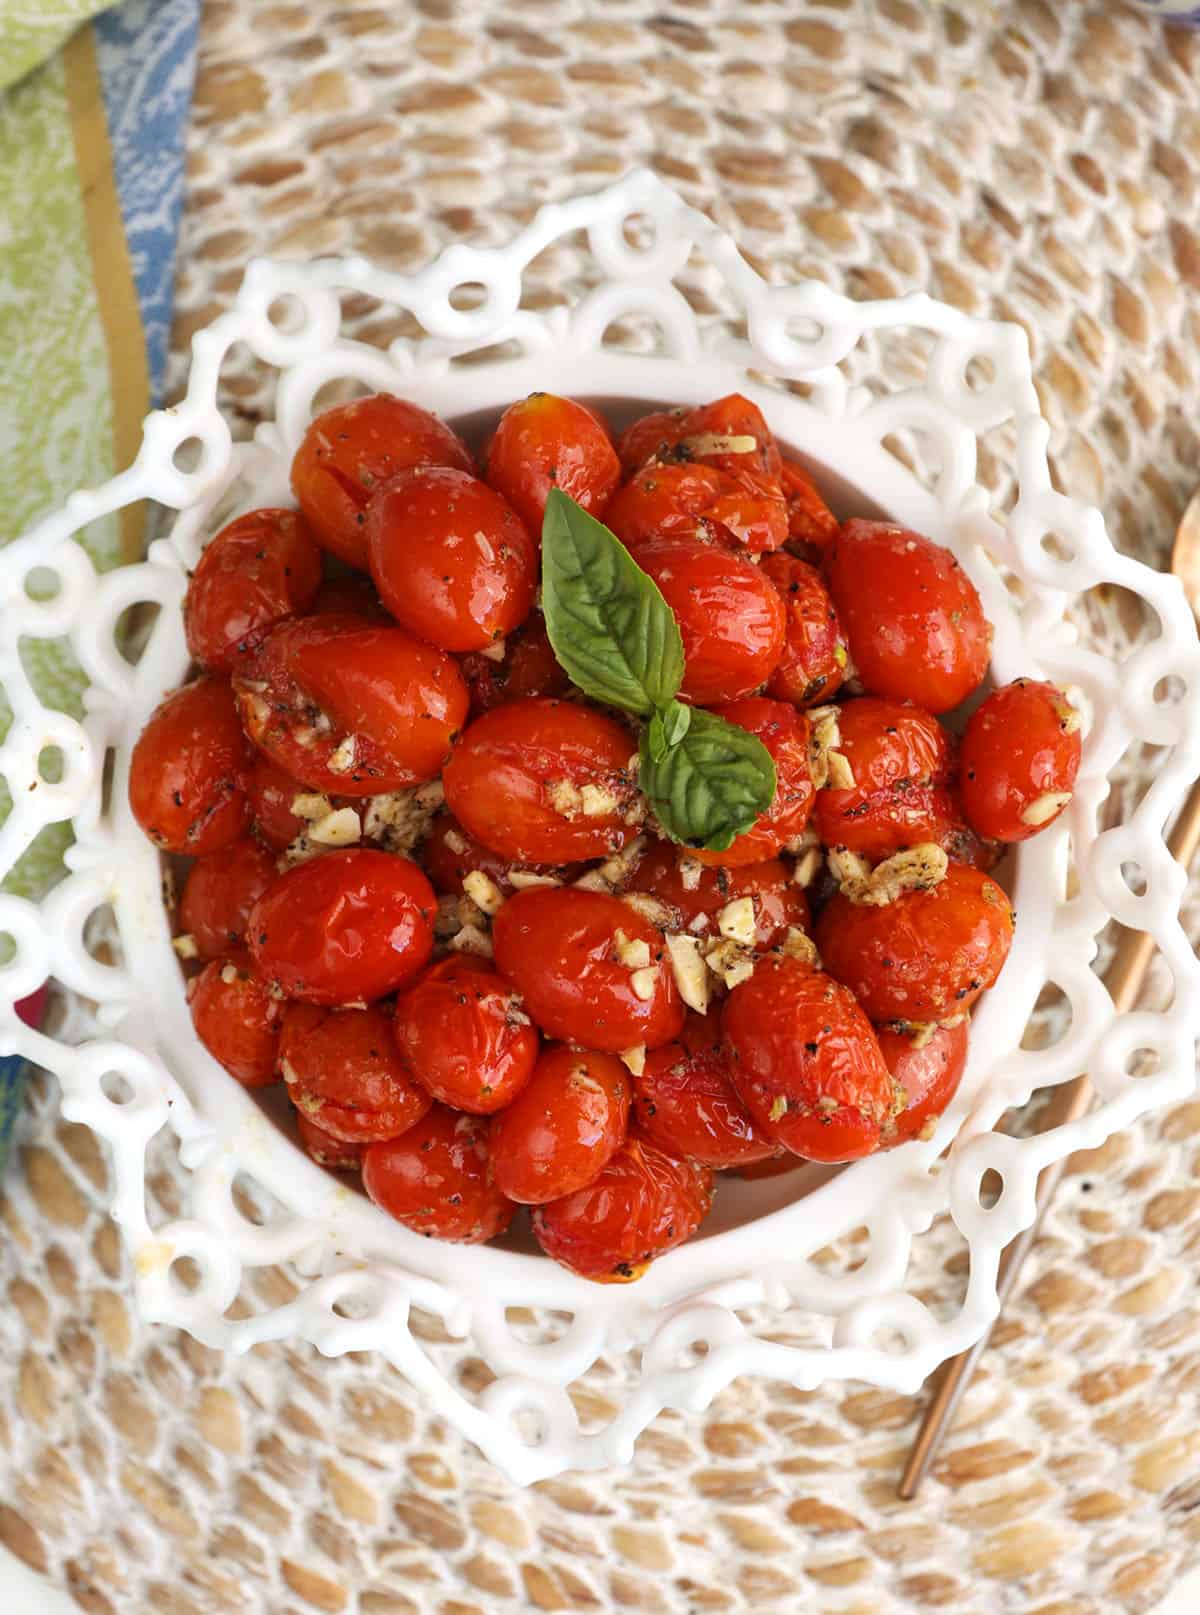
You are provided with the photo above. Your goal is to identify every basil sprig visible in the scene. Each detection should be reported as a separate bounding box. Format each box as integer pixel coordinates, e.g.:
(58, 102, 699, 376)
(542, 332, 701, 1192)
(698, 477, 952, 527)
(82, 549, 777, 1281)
(541, 489, 776, 851)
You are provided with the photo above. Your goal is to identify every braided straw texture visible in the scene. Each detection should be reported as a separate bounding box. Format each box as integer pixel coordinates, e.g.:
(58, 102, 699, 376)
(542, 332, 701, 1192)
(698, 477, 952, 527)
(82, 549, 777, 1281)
(3, 1, 1200, 1611)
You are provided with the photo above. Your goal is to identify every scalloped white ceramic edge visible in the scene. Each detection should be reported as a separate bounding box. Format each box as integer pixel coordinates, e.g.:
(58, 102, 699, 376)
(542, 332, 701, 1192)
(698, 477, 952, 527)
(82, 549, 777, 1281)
(1, 171, 1198, 1483)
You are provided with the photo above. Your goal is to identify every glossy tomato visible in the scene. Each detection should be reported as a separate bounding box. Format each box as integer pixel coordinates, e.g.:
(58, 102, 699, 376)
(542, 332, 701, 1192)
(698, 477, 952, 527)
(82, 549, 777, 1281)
(628, 535, 785, 705)
(815, 863, 1014, 1022)
(813, 696, 955, 858)
(442, 698, 642, 864)
(760, 552, 847, 707)
(722, 955, 895, 1162)
(190, 962, 283, 1087)
(294, 1110, 363, 1171)
(490, 1045, 630, 1203)
(626, 841, 809, 948)
(959, 678, 1082, 843)
(291, 394, 472, 568)
(244, 750, 309, 850)
(366, 466, 536, 653)
(362, 1105, 514, 1243)
(422, 811, 575, 898)
(606, 460, 787, 555)
(234, 615, 468, 796)
(184, 508, 322, 671)
(824, 520, 990, 713)
(531, 1133, 713, 1281)
(877, 1020, 969, 1148)
(616, 393, 782, 481)
(249, 849, 435, 1005)
(779, 458, 839, 550)
(392, 955, 539, 1113)
(692, 698, 814, 867)
(492, 887, 684, 1053)
(485, 393, 620, 537)
(129, 676, 252, 855)
(459, 611, 571, 717)
(633, 1013, 776, 1168)
(179, 836, 278, 962)
(279, 1002, 431, 1142)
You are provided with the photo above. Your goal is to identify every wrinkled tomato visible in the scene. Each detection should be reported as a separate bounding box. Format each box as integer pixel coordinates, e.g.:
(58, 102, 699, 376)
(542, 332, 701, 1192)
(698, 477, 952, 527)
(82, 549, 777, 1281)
(616, 393, 782, 481)
(460, 611, 570, 716)
(129, 676, 252, 855)
(490, 1045, 630, 1204)
(779, 459, 839, 550)
(692, 698, 814, 867)
(633, 1013, 776, 1168)
(392, 955, 539, 1113)
(959, 678, 1082, 843)
(626, 841, 810, 948)
(244, 750, 310, 850)
(606, 460, 787, 555)
(814, 696, 956, 858)
(184, 508, 322, 671)
(294, 1111, 363, 1171)
(760, 552, 847, 707)
(422, 811, 575, 898)
(190, 961, 283, 1087)
(280, 1002, 431, 1142)
(485, 393, 620, 537)
(179, 836, 278, 962)
(362, 1105, 514, 1243)
(877, 1019, 969, 1148)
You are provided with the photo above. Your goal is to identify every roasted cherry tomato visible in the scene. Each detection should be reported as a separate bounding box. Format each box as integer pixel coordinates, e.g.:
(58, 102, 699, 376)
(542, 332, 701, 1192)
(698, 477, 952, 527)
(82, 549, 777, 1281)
(616, 393, 782, 481)
(249, 849, 435, 1005)
(490, 1045, 630, 1204)
(492, 887, 684, 1053)
(184, 508, 322, 671)
(459, 611, 571, 716)
(606, 460, 787, 555)
(422, 810, 575, 898)
(633, 1013, 776, 1168)
(760, 552, 847, 707)
(366, 466, 536, 653)
(362, 1105, 514, 1243)
(813, 697, 955, 858)
(722, 955, 894, 1162)
(627, 535, 785, 705)
(129, 676, 252, 855)
(190, 961, 283, 1087)
(279, 1002, 432, 1142)
(307, 571, 391, 621)
(531, 1132, 713, 1281)
(815, 863, 1014, 1022)
(442, 698, 642, 864)
(877, 1019, 969, 1148)
(626, 841, 810, 948)
(779, 459, 839, 550)
(392, 955, 539, 1114)
(291, 394, 473, 569)
(245, 751, 309, 850)
(294, 1111, 363, 1171)
(234, 615, 468, 796)
(485, 393, 620, 538)
(179, 836, 279, 962)
(935, 804, 999, 873)
(692, 698, 815, 867)
(824, 520, 990, 713)
(959, 678, 1082, 843)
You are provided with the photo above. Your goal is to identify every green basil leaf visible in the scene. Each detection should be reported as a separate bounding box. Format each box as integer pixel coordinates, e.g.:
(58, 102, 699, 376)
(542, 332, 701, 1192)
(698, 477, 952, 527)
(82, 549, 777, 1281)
(541, 488, 684, 716)
(646, 710, 670, 764)
(639, 707, 777, 852)
(660, 699, 691, 748)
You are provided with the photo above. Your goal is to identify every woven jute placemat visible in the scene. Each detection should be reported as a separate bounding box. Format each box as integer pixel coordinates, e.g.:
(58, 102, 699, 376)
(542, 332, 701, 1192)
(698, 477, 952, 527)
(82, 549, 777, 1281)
(3, 2, 1200, 1612)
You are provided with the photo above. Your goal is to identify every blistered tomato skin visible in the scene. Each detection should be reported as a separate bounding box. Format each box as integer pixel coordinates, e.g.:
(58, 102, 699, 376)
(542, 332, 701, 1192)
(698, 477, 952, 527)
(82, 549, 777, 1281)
(279, 1002, 432, 1142)
(183, 508, 322, 671)
(245, 751, 308, 849)
(392, 955, 539, 1114)
(485, 393, 620, 537)
(616, 394, 782, 481)
(825, 520, 991, 713)
(291, 394, 473, 569)
(128, 676, 252, 855)
(190, 963, 283, 1088)
(249, 849, 435, 1006)
(422, 811, 575, 898)
(760, 552, 847, 707)
(442, 698, 642, 865)
(492, 888, 684, 1054)
(815, 864, 1015, 1022)
(779, 459, 839, 550)
(366, 467, 536, 653)
(179, 836, 278, 962)
(459, 611, 570, 716)
(692, 698, 815, 867)
(295, 1111, 363, 1171)
(959, 679, 1082, 843)
(606, 460, 787, 555)
(490, 1045, 630, 1204)
(814, 696, 956, 858)
(532, 1133, 714, 1282)
(877, 1020, 969, 1148)
(633, 1014, 776, 1168)
(627, 841, 809, 949)
(362, 1105, 514, 1243)
(234, 615, 468, 796)
(723, 955, 894, 1163)
(628, 535, 785, 705)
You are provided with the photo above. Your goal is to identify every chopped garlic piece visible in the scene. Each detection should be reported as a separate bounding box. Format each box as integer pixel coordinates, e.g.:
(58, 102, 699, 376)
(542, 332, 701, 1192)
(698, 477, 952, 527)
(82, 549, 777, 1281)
(793, 846, 822, 887)
(724, 957, 755, 989)
(621, 891, 672, 927)
(443, 829, 467, 855)
(620, 1045, 646, 1077)
(779, 927, 820, 966)
(807, 705, 842, 790)
(1020, 791, 1072, 827)
(831, 843, 949, 906)
(310, 807, 362, 847)
(826, 749, 856, 790)
(599, 835, 646, 886)
(449, 924, 493, 958)
(665, 933, 709, 1014)
(327, 734, 357, 774)
(292, 792, 333, 822)
(172, 934, 198, 960)
(630, 965, 659, 1001)
(573, 869, 612, 893)
(678, 431, 758, 457)
(827, 846, 873, 889)
(580, 782, 619, 817)
(548, 779, 583, 815)
(769, 1095, 788, 1123)
(508, 869, 562, 890)
(702, 937, 757, 990)
(717, 896, 756, 945)
(220, 964, 239, 985)
(688, 912, 709, 933)
(463, 869, 505, 916)
(678, 856, 703, 893)
(363, 788, 440, 855)
(614, 931, 652, 970)
(479, 637, 506, 662)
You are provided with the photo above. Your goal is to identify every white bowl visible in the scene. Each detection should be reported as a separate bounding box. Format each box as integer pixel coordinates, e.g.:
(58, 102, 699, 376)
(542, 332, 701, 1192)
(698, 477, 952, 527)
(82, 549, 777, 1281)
(2, 171, 1198, 1483)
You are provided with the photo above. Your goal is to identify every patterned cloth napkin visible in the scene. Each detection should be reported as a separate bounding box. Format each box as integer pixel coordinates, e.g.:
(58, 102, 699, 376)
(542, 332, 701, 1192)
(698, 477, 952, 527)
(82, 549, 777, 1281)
(0, 0, 200, 1168)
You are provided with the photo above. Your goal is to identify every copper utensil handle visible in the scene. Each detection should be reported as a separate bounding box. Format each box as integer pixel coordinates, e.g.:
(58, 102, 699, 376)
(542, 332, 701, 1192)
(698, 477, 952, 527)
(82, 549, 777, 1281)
(898, 775, 1200, 1500)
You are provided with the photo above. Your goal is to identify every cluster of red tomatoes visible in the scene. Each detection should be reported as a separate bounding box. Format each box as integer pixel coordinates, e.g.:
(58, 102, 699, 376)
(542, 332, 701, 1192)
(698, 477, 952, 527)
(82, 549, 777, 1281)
(129, 389, 1082, 1282)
